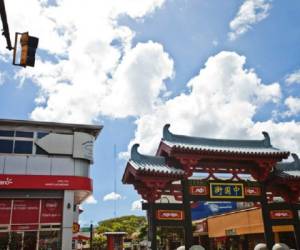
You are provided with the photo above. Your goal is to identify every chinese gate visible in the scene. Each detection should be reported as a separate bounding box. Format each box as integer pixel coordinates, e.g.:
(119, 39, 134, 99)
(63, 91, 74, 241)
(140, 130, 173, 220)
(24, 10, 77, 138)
(122, 124, 300, 249)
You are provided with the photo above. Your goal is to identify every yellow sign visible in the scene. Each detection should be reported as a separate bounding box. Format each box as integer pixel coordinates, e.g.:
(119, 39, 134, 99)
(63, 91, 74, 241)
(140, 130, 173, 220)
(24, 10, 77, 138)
(73, 222, 80, 233)
(210, 182, 244, 199)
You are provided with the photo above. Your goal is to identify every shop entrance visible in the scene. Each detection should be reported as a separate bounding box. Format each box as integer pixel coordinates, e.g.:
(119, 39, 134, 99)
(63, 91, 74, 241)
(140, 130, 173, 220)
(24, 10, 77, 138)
(10, 231, 37, 250)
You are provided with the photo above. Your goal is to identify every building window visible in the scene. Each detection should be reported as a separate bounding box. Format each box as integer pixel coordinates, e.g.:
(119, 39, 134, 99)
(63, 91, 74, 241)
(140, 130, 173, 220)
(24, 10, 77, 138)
(15, 131, 34, 138)
(0, 130, 49, 155)
(0, 130, 14, 137)
(0, 140, 13, 153)
(14, 141, 33, 154)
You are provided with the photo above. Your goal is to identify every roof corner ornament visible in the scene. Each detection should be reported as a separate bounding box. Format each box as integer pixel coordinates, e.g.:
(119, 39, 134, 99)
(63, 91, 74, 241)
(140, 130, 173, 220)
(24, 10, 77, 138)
(291, 153, 300, 168)
(131, 144, 141, 161)
(163, 123, 173, 141)
(262, 131, 271, 147)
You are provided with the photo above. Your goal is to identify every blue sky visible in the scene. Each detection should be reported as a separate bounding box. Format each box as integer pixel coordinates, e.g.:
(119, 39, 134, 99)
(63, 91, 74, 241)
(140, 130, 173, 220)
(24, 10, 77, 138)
(0, 0, 300, 226)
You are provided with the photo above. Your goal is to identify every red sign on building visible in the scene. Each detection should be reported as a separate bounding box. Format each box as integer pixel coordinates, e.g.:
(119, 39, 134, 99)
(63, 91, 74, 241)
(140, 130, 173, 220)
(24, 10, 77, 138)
(40, 199, 63, 223)
(0, 175, 92, 191)
(156, 210, 184, 220)
(12, 200, 40, 224)
(0, 200, 11, 224)
(270, 210, 293, 220)
(244, 186, 261, 196)
(190, 186, 208, 196)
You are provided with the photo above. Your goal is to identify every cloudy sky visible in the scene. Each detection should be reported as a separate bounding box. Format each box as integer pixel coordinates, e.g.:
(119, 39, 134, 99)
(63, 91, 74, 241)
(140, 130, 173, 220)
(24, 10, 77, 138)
(0, 0, 299, 225)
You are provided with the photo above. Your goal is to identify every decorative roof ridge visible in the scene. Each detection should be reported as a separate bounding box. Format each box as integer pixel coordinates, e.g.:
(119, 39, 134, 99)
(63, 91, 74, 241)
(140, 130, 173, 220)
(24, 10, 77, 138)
(276, 153, 300, 171)
(130, 144, 166, 164)
(163, 124, 273, 149)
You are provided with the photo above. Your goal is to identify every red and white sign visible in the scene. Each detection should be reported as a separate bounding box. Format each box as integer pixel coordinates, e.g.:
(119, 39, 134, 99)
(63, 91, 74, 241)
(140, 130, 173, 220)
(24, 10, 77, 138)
(40, 199, 62, 223)
(11, 224, 38, 231)
(156, 210, 184, 220)
(0, 198, 63, 226)
(12, 200, 40, 224)
(270, 210, 293, 219)
(0, 200, 11, 224)
(190, 186, 208, 196)
(244, 186, 261, 196)
(0, 175, 92, 191)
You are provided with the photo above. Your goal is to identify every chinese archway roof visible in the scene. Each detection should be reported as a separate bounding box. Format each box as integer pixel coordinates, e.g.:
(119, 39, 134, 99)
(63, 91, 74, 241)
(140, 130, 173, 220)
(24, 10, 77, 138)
(159, 124, 289, 157)
(274, 153, 300, 180)
(122, 144, 185, 184)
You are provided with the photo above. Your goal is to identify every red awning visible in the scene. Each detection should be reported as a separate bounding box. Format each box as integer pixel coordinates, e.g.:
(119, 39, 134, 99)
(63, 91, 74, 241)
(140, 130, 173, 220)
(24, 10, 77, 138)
(73, 234, 90, 241)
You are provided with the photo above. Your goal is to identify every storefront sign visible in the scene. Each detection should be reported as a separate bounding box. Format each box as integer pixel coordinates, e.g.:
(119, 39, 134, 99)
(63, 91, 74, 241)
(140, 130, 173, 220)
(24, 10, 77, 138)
(190, 186, 208, 196)
(210, 183, 244, 199)
(0, 175, 92, 191)
(40, 199, 62, 223)
(12, 200, 40, 224)
(0, 199, 63, 226)
(270, 210, 293, 219)
(156, 210, 184, 220)
(0, 200, 11, 224)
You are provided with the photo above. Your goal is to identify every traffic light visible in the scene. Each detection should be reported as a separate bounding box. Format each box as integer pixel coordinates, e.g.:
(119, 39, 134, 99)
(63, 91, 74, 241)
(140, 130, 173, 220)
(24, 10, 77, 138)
(19, 32, 39, 67)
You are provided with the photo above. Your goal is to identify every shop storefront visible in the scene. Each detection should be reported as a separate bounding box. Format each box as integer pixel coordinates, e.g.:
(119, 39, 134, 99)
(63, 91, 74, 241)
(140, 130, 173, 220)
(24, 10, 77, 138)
(0, 119, 102, 249)
(193, 207, 297, 250)
(0, 198, 62, 249)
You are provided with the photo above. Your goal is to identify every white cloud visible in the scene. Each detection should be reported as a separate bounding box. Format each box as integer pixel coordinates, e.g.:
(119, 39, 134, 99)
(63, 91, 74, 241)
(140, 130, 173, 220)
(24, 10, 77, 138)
(102, 41, 174, 118)
(284, 96, 300, 116)
(250, 121, 300, 155)
(84, 195, 98, 205)
(228, 0, 271, 40)
(131, 199, 143, 211)
(286, 69, 300, 85)
(103, 192, 123, 201)
(4, 0, 169, 123)
(127, 51, 282, 154)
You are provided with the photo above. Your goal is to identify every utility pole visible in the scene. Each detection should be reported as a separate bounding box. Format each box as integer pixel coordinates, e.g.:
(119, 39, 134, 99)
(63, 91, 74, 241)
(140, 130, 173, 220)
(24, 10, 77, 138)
(0, 0, 13, 50)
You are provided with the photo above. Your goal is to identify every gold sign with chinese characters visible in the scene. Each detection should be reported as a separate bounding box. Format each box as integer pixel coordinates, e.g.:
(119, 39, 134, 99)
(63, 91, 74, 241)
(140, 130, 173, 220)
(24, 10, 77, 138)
(210, 182, 244, 199)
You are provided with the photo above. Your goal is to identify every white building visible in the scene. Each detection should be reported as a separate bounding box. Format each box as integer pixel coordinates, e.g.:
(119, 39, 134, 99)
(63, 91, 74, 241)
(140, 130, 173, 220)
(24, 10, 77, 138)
(0, 119, 102, 250)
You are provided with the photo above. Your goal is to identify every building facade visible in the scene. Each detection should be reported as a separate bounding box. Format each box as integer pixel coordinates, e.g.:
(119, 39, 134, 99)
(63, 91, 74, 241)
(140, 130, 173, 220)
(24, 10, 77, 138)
(0, 119, 101, 250)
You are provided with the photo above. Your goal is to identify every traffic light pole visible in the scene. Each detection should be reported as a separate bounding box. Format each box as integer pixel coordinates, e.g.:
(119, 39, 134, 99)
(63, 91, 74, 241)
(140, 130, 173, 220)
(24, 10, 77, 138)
(0, 0, 13, 50)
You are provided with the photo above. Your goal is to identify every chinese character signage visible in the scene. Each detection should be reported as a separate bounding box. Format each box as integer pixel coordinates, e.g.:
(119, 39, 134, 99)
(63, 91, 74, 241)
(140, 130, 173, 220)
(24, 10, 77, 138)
(210, 182, 244, 199)
(156, 210, 184, 220)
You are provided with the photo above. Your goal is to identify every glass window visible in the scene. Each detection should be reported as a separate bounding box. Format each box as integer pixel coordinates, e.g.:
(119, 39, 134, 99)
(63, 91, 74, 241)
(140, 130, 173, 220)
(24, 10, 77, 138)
(0, 140, 13, 153)
(38, 230, 61, 250)
(0, 232, 9, 249)
(16, 131, 34, 138)
(0, 130, 14, 137)
(14, 141, 33, 154)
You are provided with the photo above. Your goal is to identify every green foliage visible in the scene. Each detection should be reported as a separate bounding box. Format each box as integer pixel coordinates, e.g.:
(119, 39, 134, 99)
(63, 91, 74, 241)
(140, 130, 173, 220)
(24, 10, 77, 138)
(96, 215, 147, 237)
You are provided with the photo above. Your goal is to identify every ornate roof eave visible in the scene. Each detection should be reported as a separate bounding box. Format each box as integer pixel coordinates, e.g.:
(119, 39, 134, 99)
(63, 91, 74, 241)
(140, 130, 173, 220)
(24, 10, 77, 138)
(276, 153, 300, 171)
(122, 144, 185, 184)
(157, 124, 289, 160)
(271, 154, 300, 181)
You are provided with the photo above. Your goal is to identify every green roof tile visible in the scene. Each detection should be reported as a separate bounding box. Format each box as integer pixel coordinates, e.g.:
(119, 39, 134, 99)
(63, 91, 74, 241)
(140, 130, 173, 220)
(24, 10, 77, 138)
(129, 144, 185, 175)
(162, 124, 289, 155)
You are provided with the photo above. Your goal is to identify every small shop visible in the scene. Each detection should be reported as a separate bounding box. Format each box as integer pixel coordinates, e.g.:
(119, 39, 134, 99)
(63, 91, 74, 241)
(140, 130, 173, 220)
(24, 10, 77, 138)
(193, 207, 297, 250)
